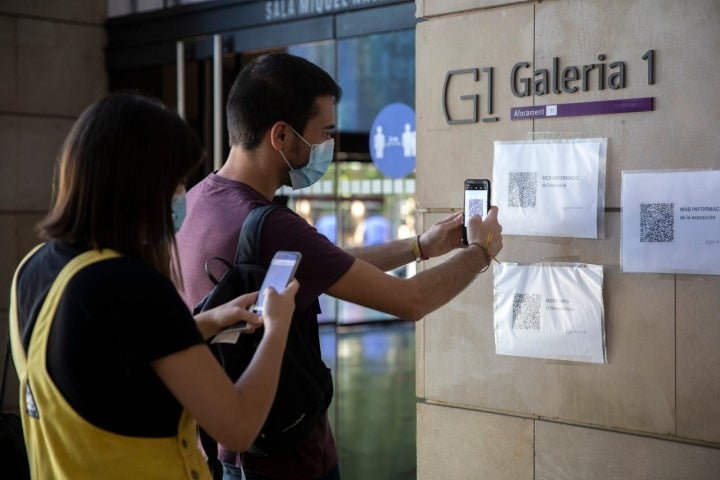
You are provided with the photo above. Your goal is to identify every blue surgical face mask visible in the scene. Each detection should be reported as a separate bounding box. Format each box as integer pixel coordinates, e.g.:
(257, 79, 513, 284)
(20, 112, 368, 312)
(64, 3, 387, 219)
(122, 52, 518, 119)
(279, 126, 334, 190)
(171, 192, 186, 232)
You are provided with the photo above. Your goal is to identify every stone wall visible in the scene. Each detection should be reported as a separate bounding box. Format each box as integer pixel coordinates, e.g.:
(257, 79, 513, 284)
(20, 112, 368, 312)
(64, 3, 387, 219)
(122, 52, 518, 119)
(414, 1, 720, 478)
(0, 0, 107, 412)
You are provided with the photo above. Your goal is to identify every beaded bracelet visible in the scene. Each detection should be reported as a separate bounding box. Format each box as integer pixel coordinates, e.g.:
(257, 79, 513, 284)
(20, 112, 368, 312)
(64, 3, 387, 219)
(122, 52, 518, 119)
(468, 242, 497, 273)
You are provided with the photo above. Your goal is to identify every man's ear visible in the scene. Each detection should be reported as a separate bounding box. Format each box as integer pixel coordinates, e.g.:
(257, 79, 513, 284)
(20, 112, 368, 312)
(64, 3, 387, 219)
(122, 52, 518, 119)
(269, 121, 289, 150)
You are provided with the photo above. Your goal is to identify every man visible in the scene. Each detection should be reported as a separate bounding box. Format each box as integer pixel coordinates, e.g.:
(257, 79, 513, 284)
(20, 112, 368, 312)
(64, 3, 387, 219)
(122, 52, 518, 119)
(177, 52, 503, 480)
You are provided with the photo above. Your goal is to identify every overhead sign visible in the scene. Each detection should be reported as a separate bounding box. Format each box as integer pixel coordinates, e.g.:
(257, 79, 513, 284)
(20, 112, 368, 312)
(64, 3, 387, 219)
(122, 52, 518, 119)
(265, 0, 401, 22)
(369, 102, 416, 179)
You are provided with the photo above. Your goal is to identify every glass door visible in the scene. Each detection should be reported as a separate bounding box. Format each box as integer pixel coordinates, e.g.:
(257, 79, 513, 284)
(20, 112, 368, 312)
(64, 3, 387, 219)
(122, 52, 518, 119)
(279, 29, 418, 479)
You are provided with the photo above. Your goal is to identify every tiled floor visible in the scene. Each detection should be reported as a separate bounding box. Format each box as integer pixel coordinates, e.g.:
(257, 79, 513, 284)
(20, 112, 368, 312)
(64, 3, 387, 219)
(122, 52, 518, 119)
(320, 321, 417, 480)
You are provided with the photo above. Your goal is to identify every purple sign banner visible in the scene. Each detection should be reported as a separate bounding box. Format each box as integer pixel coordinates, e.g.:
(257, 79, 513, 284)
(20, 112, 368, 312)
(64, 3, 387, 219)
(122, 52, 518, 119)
(511, 97, 654, 121)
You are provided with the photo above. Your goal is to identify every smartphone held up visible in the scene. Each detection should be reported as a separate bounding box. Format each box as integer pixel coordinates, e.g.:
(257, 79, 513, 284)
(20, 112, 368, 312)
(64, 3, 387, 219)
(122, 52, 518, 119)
(463, 178, 491, 245)
(251, 251, 301, 314)
(211, 250, 301, 344)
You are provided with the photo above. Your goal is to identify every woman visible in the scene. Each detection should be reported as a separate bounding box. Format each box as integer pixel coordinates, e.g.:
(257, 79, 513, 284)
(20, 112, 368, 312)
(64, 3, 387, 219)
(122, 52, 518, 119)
(9, 92, 296, 479)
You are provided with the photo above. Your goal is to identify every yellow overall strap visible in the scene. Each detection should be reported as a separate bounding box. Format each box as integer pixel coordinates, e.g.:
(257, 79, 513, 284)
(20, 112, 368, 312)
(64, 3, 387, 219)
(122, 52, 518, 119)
(11, 245, 211, 480)
(9, 247, 120, 379)
(9, 244, 48, 380)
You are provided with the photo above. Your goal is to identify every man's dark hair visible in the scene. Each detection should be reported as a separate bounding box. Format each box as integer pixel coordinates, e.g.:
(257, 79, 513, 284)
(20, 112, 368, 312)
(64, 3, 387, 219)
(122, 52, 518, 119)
(226, 52, 342, 149)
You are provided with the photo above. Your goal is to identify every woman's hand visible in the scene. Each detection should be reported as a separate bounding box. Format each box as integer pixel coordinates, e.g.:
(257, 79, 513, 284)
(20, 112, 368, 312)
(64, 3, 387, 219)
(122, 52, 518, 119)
(259, 279, 299, 336)
(155, 280, 299, 452)
(193, 292, 263, 340)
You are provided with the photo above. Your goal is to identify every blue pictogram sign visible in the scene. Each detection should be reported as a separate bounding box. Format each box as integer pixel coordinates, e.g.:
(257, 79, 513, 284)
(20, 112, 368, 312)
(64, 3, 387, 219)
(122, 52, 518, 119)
(369, 103, 416, 179)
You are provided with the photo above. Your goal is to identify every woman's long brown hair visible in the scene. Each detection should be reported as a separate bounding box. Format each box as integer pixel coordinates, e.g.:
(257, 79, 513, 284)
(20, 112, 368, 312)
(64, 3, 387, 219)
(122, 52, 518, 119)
(38, 93, 203, 277)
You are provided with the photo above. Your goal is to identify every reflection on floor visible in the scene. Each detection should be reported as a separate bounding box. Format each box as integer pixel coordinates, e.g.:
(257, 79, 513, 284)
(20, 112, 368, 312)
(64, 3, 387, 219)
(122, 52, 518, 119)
(320, 321, 417, 480)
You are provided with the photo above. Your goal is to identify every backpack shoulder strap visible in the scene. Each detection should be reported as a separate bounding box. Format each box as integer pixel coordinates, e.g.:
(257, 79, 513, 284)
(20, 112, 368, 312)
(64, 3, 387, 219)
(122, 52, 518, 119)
(234, 204, 282, 265)
(197, 204, 282, 475)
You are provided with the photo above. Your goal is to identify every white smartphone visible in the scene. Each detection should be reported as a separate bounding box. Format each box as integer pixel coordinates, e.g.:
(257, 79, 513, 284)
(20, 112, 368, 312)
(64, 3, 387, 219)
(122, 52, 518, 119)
(463, 178, 491, 245)
(251, 250, 302, 314)
(212, 251, 302, 344)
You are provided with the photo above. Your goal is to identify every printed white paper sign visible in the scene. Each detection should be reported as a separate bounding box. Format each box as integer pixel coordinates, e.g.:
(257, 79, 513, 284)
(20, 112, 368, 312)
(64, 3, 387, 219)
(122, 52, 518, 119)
(621, 170, 720, 275)
(494, 263, 606, 364)
(493, 139, 606, 238)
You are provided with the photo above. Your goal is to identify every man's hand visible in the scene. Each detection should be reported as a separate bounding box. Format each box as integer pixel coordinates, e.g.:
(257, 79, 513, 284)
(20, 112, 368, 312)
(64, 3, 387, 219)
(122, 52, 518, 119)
(467, 206, 503, 259)
(418, 211, 465, 259)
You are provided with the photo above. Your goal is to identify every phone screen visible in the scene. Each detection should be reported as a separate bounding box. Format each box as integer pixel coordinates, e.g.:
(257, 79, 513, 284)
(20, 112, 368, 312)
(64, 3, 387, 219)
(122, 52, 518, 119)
(252, 251, 302, 313)
(464, 179, 491, 226)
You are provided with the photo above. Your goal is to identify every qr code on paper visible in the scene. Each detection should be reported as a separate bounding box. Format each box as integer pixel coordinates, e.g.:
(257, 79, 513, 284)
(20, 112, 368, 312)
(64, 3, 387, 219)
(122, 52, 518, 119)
(508, 171, 537, 208)
(512, 293, 541, 330)
(468, 199, 485, 218)
(640, 202, 674, 243)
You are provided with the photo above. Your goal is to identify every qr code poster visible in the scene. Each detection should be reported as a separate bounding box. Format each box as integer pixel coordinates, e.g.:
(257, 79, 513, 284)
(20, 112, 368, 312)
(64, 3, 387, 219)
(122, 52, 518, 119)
(493, 262, 606, 363)
(621, 170, 720, 275)
(493, 139, 607, 238)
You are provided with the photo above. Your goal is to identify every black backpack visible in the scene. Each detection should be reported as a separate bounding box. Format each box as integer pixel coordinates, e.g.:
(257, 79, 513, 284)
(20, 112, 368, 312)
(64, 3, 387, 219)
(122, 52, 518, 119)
(1, 341, 31, 480)
(194, 205, 333, 476)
